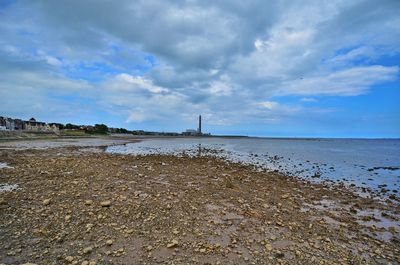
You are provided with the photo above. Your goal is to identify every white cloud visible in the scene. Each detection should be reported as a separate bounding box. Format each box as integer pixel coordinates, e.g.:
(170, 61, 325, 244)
(280, 65, 399, 96)
(259, 101, 279, 110)
(45, 56, 62, 66)
(127, 112, 146, 123)
(300, 97, 318, 102)
(110, 74, 168, 94)
(208, 75, 233, 96)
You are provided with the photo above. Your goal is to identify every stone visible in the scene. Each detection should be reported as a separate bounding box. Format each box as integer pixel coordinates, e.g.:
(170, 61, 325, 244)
(42, 199, 51, 206)
(85, 200, 93, 205)
(265, 244, 273, 251)
(100, 200, 111, 207)
(65, 256, 74, 262)
(106, 239, 113, 246)
(167, 239, 179, 248)
(83, 246, 93, 254)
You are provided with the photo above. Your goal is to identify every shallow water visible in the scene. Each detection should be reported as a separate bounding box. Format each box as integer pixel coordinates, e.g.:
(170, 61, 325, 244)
(0, 183, 19, 192)
(0, 162, 12, 169)
(106, 137, 400, 196)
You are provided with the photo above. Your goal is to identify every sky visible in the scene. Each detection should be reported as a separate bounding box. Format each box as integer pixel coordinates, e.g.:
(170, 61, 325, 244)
(0, 0, 399, 138)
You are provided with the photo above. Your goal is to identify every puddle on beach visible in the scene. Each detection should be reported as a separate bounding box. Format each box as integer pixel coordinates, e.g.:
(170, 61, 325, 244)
(301, 198, 400, 242)
(0, 162, 13, 169)
(356, 209, 400, 230)
(0, 183, 20, 192)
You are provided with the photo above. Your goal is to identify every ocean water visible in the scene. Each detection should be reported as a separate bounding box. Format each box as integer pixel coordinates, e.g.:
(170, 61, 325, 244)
(106, 137, 400, 197)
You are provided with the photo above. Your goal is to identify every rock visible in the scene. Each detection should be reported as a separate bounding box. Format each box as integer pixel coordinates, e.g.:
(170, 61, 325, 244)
(85, 200, 93, 205)
(83, 246, 93, 254)
(265, 244, 273, 251)
(106, 239, 113, 246)
(81, 261, 89, 265)
(88, 262, 96, 265)
(0, 198, 6, 205)
(167, 239, 179, 248)
(100, 200, 111, 207)
(65, 256, 74, 262)
(21, 263, 37, 265)
(42, 199, 51, 206)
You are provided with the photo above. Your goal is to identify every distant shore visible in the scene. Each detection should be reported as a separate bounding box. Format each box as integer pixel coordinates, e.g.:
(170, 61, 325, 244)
(0, 138, 399, 264)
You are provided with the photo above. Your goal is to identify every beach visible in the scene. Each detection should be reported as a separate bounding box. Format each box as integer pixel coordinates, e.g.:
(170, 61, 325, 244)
(0, 138, 399, 265)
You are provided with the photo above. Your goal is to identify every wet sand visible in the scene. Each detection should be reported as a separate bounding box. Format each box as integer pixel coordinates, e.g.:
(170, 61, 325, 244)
(0, 143, 399, 264)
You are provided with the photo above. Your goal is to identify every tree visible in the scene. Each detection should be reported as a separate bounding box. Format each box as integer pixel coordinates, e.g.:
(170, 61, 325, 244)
(65, 123, 79, 130)
(93, 124, 108, 134)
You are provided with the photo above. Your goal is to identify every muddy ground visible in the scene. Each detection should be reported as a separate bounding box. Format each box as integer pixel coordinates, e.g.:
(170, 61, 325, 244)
(0, 146, 399, 265)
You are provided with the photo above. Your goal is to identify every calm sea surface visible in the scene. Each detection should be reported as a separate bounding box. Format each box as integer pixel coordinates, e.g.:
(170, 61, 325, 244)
(106, 137, 400, 196)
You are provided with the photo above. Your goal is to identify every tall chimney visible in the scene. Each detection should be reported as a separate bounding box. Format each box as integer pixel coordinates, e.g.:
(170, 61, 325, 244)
(198, 115, 202, 134)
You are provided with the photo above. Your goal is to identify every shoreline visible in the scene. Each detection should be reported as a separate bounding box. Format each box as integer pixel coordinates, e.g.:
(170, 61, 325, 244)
(0, 143, 399, 264)
(2, 136, 399, 200)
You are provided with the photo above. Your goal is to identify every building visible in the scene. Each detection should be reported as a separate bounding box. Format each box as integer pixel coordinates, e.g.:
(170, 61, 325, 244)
(23, 118, 46, 131)
(5, 118, 15, 131)
(0, 117, 6, 130)
(0, 116, 59, 132)
(14, 119, 24, 130)
(23, 117, 59, 132)
(183, 115, 204, 136)
(182, 129, 198, 136)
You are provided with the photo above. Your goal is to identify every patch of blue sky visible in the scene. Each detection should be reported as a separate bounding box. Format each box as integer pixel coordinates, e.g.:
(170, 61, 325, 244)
(0, 0, 15, 10)
(144, 54, 157, 67)
(60, 62, 124, 82)
(372, 53, 400, 67)
(106, 42, 157, 72)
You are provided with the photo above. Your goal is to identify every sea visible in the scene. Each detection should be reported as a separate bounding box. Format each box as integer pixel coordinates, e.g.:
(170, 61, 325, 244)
(106, 137, 400, 197)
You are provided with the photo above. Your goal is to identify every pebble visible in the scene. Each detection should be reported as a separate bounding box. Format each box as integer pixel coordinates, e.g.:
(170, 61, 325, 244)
(100, 200, 111, 207)
(83, 246, 93, 254)
(167, 239, 179, 248)
(42, 199, 51, 206)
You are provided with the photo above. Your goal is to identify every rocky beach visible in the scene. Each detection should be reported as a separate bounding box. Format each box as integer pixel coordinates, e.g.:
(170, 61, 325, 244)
(0, 138, 399, 265)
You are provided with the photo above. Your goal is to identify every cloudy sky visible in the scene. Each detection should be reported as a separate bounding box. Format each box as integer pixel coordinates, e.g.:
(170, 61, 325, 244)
(0, 0, 399, 137)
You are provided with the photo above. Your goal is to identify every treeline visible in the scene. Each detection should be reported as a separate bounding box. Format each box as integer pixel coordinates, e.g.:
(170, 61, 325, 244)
(49, 123, 131, 135)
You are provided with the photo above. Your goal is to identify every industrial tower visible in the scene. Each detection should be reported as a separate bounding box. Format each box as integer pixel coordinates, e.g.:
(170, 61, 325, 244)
(198, 115, 202, 135)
